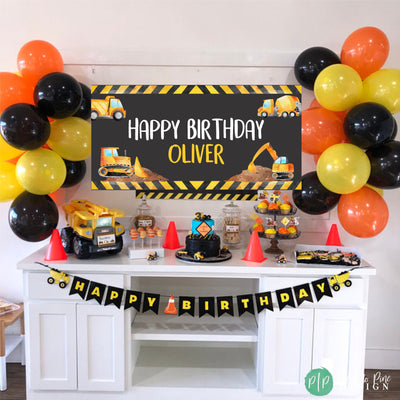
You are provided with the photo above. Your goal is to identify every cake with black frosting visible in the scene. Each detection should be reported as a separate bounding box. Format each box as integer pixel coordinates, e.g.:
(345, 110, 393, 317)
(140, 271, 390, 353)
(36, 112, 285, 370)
(176, 212, 231, 262)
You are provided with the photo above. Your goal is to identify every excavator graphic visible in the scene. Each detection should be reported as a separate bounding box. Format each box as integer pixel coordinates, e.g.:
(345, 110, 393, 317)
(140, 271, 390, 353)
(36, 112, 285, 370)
(248, 142, 294, 180)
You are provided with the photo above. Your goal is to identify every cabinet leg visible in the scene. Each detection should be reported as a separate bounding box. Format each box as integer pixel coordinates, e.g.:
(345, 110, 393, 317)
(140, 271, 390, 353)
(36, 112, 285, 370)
(21, 336, 25, 366)
(0, 356, 6, 391)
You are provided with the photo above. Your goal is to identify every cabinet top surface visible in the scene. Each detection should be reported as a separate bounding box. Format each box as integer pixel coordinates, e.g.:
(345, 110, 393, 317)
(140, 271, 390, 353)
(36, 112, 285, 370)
(18, 245, 376, 278)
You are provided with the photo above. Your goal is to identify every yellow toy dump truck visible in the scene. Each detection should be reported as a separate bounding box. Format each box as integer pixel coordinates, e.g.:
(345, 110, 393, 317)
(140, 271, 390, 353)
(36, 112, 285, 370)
(47, 268, 70, 289)
(329, 271, 352, 292)
(99, 147, 134, 177)
(257, 95, 300, 118)
(61, 200, 125, 259)
(91, 96, 126, 120)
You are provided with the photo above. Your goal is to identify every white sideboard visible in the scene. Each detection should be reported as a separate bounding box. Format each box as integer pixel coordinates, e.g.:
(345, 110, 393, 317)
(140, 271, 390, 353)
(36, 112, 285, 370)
(18, 246, 375, 400)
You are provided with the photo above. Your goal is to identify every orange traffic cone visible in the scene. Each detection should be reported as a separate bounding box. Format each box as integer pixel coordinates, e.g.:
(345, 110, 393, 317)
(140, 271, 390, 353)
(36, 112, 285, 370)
(326, 224, 342, 246)
(44, 229, 68, 261)
(163, 221, 182, 250)
(164, 295, 177, 315)
(241, 231, 267, 263)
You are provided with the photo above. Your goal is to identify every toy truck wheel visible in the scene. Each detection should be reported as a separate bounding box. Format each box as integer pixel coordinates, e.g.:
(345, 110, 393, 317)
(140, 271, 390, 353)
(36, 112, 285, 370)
(332, 284, 340, 291)
(281, 111, 289, 118)
(47, 277, 55, 285)
(61, 227, 74, 253)
(73, 236, 91, 259)
(113, 111, 124, 120)
(91, 110, 98, 120)
(59, 281, 67, 289)
(289, 111, 296, 117)
(261, 111, 267, 117)
(345, 280, 352, 287)
(288, 172, 294, 179)
(98, 167, 108, 177)
(107, 235, 123, 255)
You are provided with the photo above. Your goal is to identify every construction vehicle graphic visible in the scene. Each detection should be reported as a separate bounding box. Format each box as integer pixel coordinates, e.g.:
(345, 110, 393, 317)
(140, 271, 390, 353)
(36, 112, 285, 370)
(248, 142, 294, 180)
(61, 200, 125, 259)
(91, 96, 126, 120)
(329, 271, 352, 292)
(257, 95, 301, 118)
(47, 268, 70, 289)
(99, 147, 134, 177)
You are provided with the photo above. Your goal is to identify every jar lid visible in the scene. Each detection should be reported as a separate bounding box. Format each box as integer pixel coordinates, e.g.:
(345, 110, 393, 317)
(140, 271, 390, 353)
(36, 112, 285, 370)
(138, 195, 151, 213)
(223, 201, 239, 211)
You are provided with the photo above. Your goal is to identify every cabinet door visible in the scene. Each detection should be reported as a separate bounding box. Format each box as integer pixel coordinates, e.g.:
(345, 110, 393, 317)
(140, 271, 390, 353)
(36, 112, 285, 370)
(27, 302, 77, 390)
(261, 308, 313, 395)
(77, 304, 125, 391)
(313, 309, 365, 398)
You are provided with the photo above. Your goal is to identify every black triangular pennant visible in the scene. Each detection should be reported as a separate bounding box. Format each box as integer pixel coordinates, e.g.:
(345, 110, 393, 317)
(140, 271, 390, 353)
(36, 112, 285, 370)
(276, 287, 296, 310)
(255, 292, 274, 312)
(237, 294, 255, 316)
(312, 278, 333, 301)
(199, 297, 215, 317)
(104, 286, 124, 308)
(179, 296, 195, 317)
(293, 283, 314, 306)
(69, 276, 89, 300)
(86, 281, 106, 305)
(217, 296, 234, 317)
(124, 290, 142, 311)
(142, 293, 160, 314)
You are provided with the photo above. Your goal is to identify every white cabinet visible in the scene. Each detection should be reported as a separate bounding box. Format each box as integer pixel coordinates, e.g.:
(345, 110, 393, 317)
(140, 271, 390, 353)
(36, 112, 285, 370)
(27, 302, 124, 392)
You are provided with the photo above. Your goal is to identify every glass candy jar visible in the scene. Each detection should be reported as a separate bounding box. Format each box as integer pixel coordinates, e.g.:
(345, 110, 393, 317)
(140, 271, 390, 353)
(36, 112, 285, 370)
(222, 201, 241, 246)
(134, 196, 155, 229)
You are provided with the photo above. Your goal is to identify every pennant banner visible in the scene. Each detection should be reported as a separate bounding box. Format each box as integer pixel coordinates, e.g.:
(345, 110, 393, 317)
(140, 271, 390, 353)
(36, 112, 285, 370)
(199, 297, 215, 318)
(217, 296, 234, 317)
(124, 290, 142, 311)
(255, 291, 274, 313)
(86, 281, 106, 305)
(312, 278, 333, 302)
(276, 287, 296, 311)
(237, 294, 255, 316)
(143, 293, 160, 314)
(69, 277, 90, 300)
(179, 296, 195, 317)
(104, 286, 124, 308)
(294, 283, 313, 306)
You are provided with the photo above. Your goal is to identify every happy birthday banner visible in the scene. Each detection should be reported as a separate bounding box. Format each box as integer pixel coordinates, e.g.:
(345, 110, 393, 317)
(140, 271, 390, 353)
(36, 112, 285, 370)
(39, 263, 358, 316)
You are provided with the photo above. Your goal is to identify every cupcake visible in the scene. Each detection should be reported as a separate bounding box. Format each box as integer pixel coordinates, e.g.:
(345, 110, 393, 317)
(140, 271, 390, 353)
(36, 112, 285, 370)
(280, 204, 291, 215)
(253, 223, 265, 232)
(265, 228, 277, 239)
(268, 203, 279, 213)
(278, 227, 289, 238)
(256, 202, 268, 214)
(288, 226, 297, 238)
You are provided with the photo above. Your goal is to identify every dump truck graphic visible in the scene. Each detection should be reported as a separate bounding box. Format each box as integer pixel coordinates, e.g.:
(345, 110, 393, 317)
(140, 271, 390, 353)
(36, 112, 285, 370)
(91, 96, 126, 120)
(257, 95, 300, 118)
(99, 147, 134, 177)
(248, 142, 294, 180)
(47, 268, 70, 288)
(61, 200, 125, 259)
(329, 271, 352, 292)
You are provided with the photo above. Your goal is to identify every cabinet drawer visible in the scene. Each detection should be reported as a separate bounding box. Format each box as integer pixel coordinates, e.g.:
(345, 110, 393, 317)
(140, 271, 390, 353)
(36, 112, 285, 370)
(261, 276, 366, 308)
(25, 272, 125, 301)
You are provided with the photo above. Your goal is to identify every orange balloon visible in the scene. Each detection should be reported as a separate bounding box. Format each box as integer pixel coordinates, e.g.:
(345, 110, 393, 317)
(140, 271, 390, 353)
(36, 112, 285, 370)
(341, 27, 389, 80)
(0, 72, 34, 113)
(308, 98, 347, 121)
(337, 186, 389, 238)
(302, 108, 347, 155)
(17, 40, 63, 82)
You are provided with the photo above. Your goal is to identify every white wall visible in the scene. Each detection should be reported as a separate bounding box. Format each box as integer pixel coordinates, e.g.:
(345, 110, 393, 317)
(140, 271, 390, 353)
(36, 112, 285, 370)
(0, 0, 399, 369)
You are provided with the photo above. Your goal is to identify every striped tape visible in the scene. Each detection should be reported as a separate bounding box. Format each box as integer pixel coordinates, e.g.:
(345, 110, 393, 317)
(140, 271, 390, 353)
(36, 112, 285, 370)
(91, 84, 302, 97)
(136, 191, 259, 201)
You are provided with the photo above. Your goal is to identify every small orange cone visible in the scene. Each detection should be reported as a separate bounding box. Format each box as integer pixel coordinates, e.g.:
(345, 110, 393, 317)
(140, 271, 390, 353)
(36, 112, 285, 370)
(164, 295, 177, 315)
(326, 224, 342, 246)
(241, 231, 267, 263)
(163, 221, 182, 250)
(44, 229, 68, 261)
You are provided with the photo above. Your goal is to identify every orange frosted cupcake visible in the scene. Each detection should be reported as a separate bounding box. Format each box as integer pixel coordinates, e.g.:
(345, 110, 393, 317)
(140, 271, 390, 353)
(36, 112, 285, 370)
(268, 203, 279, 213)
(278, 227, 289, 238)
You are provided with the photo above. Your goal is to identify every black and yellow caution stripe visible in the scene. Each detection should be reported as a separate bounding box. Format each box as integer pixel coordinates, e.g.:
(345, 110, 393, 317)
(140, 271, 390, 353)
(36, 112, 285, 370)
(91, 84, 302, 97)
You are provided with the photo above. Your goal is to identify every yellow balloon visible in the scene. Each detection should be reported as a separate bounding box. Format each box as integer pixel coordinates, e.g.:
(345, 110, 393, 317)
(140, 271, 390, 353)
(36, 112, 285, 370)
(48, 117, 91, 161)
(317, 143, 371, 194)
(0, 161, 24, 202)
(0, 136, 24, 162)
(361, 69, 400, 114)
(16, 148, 66, 195)
(365, 183, 384, 197)
(314, 64, 363, 111)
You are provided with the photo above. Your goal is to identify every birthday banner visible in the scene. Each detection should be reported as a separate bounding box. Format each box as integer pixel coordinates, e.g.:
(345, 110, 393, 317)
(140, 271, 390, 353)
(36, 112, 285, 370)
(41, 263, 358, 316)
(90, 85, 302, 200)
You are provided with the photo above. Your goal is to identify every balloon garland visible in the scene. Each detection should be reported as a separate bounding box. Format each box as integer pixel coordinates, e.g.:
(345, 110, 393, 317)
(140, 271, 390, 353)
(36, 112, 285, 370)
(0, 40, 90, 242)
(294, 26, 400, 239)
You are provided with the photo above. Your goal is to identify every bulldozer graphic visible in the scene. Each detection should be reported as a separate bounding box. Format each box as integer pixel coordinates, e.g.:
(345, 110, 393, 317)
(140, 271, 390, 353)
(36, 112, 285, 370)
(248, 142, 294, 180)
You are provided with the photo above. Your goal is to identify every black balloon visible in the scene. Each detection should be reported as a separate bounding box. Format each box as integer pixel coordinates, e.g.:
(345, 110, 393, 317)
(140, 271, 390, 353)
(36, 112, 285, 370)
(0, 103, 50, 150)
(8, 192, 59, 242)
(366, 140, 400, 189)
(34, 72, 83, 119)
(344, 102, 394, 149)
(73, 82, 91, 120)
(390, 119, 397, 140)
(62, 159, 86, 187)
(293, 171, 341, 215)
(294, 47, 340, 90)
